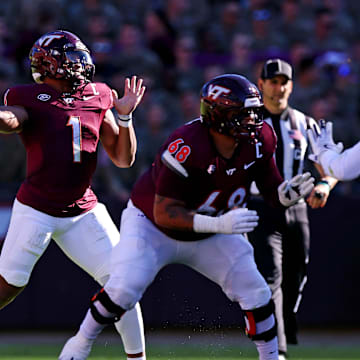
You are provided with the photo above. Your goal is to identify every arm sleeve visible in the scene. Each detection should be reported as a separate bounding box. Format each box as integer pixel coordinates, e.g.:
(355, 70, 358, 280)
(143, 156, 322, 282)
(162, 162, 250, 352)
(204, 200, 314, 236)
(321, 141, 360, 181)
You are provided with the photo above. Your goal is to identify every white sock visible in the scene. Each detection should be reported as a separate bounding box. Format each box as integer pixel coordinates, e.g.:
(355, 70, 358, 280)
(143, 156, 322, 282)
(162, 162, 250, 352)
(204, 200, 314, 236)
(253, 314, 278, 360)
(79, 303, 110, 340)
(79, 301, 146, 359)
(115, 303, 146, 358)
(254, 337, 278, 360)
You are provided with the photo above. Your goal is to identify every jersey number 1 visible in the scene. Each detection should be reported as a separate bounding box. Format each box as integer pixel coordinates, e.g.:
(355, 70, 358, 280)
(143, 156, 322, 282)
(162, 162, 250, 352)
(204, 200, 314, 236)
(67, 116, 82, 163)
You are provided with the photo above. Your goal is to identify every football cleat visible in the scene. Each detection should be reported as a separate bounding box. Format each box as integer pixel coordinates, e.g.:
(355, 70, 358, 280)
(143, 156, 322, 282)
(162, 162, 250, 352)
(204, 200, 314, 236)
(58, 332, 94, 360)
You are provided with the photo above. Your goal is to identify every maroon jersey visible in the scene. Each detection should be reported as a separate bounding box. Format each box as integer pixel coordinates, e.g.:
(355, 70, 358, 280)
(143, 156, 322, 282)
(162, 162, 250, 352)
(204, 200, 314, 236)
(131, 119, 284, 240)
(4, 82, 113, 217)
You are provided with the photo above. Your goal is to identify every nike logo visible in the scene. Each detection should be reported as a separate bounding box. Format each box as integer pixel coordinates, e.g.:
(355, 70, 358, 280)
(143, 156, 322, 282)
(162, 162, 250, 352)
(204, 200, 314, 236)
(244, 161, 255, 170)
(83, 95, 96, 101)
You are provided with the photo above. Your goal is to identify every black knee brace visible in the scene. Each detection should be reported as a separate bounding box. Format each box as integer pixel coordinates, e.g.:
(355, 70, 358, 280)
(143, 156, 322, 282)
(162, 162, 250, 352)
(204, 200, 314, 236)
(90, 288, 126, 324)
(243, 299, 277, 342)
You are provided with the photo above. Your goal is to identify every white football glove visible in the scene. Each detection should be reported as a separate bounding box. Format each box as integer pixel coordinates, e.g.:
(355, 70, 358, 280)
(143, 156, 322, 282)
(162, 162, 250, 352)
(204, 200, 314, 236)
(307, 120, 343, 164)
(278, 172, 315, 207)
(193, 208, 259, 234)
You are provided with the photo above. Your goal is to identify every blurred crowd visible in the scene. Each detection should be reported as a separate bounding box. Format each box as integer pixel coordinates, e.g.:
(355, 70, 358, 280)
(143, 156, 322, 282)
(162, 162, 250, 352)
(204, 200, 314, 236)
(1, 0, 360, 211)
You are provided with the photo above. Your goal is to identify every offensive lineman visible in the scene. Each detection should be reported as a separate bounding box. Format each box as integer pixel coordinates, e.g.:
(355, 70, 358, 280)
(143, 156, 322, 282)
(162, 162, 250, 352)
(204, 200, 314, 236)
(0, 30, 146, 360)
(59, 74, 314, 360)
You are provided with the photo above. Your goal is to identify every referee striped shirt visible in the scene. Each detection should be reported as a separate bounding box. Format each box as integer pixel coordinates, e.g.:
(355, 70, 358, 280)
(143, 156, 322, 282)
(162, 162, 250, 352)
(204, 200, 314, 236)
(263, 107, 317, 181)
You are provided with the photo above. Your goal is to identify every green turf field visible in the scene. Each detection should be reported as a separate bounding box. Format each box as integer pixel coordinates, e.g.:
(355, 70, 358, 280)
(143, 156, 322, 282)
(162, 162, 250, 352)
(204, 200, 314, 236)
(0, 329, 359, 360)
(0, 343, 360, 360)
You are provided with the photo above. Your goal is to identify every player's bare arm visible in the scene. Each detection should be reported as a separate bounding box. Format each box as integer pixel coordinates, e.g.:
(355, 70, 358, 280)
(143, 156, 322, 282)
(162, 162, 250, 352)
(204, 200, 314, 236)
(0, 105, 28, 134)
(100, 76, 145, 168)
(154, 194, 194, 231)
(100, 109, 137, 167)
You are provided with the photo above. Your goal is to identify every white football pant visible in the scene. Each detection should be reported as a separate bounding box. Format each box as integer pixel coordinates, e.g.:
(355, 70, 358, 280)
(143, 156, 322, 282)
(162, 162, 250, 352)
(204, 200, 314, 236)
(0, 198, 145, 355)
(105, 200, 271, 311)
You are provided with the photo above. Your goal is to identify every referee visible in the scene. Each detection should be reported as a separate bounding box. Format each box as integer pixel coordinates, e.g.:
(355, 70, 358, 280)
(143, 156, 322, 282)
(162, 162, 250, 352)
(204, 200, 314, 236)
(248, 58, 338, 360)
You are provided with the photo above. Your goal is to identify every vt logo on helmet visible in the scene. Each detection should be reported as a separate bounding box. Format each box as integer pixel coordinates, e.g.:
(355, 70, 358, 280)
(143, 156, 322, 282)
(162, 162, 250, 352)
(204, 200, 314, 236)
(200, 74, 264, 143)
(29, 30, 95, 90)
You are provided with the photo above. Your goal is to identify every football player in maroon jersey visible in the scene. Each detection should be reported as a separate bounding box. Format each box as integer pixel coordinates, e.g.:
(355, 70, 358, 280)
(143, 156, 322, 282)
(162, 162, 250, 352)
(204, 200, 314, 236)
(59, 74, 314, 360)
(0, 30, 146, 360)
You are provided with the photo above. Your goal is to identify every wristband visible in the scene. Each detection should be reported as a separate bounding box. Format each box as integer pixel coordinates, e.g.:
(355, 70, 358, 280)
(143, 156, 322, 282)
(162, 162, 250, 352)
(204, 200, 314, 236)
(316, 179, 331, 190)
(117, 114, 133, 128)
(193, 214, 218, 233)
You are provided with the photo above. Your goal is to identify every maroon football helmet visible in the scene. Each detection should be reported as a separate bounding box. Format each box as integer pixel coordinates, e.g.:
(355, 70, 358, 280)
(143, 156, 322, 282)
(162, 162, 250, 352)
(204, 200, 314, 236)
(200, 74, 264, 142)
(29, 30, 95, 88)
